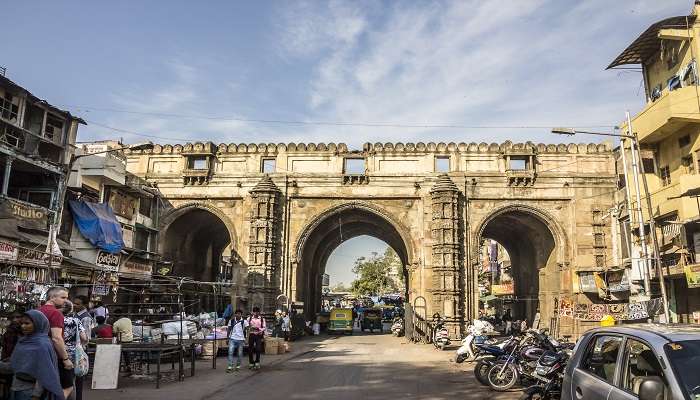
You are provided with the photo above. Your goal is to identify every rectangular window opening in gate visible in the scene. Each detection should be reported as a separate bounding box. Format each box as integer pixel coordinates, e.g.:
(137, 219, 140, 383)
(344, 158, 366, 175)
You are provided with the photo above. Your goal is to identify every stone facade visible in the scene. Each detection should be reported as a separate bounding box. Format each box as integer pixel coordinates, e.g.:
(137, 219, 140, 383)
(126, 140, 617, 337)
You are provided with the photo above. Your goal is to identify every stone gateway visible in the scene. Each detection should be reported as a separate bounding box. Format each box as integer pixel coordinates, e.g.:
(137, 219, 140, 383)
(125, 140, 616, 337)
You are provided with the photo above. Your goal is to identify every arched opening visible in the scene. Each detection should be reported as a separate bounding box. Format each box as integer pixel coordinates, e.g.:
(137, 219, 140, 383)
(478, 209, 557, 324)
(161, 208, 232, 282)
(296, 205, 411, 319)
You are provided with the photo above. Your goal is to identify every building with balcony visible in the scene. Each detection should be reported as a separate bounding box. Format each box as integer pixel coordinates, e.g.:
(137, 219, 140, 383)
(608, 2, 700, 323)
(62, 140, 162, 299)
(0, 74, 83, 293)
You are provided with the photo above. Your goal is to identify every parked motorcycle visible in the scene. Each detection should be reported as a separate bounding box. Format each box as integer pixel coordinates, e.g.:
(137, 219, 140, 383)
(432, 315, 451, 350)
(456, 319, 495, 363)
(391, 317, 404, 337)
(486, 330, 561, 391)
(520, 349, 571, 400)
(473, 335, 518, 385)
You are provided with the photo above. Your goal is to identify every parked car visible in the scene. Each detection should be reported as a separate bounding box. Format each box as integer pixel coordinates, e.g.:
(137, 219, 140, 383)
(562, 324, 700, 400)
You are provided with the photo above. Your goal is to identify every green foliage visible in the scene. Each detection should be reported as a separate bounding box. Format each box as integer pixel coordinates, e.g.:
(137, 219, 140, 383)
(350, 247, 403, 296)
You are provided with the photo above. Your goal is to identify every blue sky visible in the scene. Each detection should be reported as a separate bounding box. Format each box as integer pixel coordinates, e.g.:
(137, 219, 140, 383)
(1, 0, 692, 148)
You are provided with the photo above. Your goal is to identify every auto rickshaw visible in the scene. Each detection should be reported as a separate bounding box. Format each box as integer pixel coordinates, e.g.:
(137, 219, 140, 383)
(360, 308, 383, 332)
(328, 308, 354, 335)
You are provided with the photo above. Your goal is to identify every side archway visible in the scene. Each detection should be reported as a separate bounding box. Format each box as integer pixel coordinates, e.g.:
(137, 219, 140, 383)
(473, 203, 570, 325)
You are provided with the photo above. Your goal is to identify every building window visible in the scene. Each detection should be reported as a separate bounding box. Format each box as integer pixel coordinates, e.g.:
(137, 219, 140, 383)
(682, 155, 694, 174)
(43, 114, 64, 143)
(678, 134, 691, 148)
(617, 174, 626, 189)
(595, 255, 606, 268)
(509, 157, 528, 170)
(660, 165, 671, 186)
(261, 158, 276, 173)
(344, 158, 366, 175)
(106, 187, 135, 219)
(0, 90, 20, 123)
(641, 157, 656, 174)
(133, 228, 150, 251)
(138, 196, 153, 218)
(18, 189, 54, 209)
(435, 156, 450, 172)
(188, 156, 208, 170)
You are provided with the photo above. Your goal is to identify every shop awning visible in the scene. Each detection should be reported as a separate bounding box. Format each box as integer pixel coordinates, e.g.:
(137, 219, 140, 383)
(0, 218, 23, 240)
(69, 200, 124, 254)
(18, 230, 75, 251)
(480, 295, 497, 302)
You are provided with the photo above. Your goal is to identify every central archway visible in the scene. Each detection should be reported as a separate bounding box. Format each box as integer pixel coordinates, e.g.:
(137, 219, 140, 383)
(294, 203, 413, 318)
(476, 205, 564, 325)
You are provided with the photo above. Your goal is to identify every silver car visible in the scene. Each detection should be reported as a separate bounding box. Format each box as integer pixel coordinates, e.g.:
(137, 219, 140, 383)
(562, 324, 700, 400)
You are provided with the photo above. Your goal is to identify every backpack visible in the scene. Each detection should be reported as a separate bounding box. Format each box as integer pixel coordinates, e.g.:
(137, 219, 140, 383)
(228, 318, 246, 338)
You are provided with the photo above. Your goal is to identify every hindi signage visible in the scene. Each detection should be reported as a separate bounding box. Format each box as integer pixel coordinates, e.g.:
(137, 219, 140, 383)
(17, 246, 62, 267)
(120, 258, 152, 277)
(0, 240, 18, 261)
(95, 250, 121, 271)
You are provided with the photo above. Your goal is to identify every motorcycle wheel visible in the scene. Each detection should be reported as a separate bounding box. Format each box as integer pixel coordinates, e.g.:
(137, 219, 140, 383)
(487, 362, 518, 391)
(473, 360, 492, 386)
(519, 388, 546, 400)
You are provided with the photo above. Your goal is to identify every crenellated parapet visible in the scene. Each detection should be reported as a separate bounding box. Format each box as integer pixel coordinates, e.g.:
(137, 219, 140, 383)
(124, 140, 611, 155)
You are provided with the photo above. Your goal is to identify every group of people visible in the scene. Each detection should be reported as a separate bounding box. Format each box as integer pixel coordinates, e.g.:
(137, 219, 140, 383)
(226, 307, 267, 372)
(1, 286, 134, 400)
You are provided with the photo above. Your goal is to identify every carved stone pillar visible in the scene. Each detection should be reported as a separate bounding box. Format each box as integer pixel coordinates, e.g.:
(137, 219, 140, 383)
(247, 175, 281, 315)
(429, 174, 463, 337)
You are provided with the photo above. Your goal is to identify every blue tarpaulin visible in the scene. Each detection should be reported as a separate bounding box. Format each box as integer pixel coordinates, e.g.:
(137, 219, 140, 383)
(68, 200, 124, 254)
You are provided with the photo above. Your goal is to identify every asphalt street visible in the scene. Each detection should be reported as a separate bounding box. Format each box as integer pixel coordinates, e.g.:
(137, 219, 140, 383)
(86, 329, 522, 400)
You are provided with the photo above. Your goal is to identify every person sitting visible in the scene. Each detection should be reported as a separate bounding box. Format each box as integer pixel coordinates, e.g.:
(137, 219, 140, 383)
(92, 316, 113, 339)
(111, 310, 133, 343)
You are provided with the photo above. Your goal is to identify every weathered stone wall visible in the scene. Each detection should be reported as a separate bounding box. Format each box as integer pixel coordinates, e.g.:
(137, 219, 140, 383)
(126, 140, 616, 337)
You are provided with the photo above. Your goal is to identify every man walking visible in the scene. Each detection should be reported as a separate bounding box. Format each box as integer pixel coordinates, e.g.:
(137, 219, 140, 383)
(227, 309, 247, 372)
(39, 286, 74, 399)
(247, 307, 266, 370)
(502, 309, 513, 335)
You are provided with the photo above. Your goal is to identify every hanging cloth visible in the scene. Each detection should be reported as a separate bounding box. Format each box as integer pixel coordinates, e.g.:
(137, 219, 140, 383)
(68, 200, 124, 254)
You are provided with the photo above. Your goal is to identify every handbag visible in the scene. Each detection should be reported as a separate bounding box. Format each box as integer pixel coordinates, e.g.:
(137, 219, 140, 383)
(73, 321, 90, 377)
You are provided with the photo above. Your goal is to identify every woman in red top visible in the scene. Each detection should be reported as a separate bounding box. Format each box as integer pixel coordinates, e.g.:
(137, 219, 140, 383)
(92, 316, 113, 338)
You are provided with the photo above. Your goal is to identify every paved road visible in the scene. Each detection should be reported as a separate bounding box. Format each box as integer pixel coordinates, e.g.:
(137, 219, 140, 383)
(86, 331, 521, 400)
(207, 332, 519, 400)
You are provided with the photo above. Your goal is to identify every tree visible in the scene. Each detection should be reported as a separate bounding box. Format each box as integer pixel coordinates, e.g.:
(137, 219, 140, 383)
(350, 248, 402, 296)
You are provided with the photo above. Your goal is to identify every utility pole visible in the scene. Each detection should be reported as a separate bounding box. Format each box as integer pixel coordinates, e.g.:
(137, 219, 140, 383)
(628, 111, 671, 322)
(625, 113, 653, 298)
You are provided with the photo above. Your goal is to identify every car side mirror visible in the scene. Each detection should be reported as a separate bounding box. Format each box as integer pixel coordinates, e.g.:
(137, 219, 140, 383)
(639, 376, 665, 400)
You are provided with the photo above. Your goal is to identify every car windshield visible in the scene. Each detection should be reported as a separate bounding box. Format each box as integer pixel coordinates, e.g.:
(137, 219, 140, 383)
(664, 340, 700, 400)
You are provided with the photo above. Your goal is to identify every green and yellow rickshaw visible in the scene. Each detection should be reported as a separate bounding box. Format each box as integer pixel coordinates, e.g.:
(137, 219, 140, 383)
(328, 308, 354, 335)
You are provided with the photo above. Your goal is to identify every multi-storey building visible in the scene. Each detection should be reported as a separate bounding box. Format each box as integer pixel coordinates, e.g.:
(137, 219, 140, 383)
(0, 74, 83, 288)
(63, 140, 161, 299)
(608, 2, 700, 323)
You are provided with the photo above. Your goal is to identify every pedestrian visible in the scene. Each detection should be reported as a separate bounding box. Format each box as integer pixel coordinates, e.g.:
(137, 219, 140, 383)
(10, 310, 64, 400)
(226, 309, 247, 372)
(72, 296, 93, 335)
(91, 301, 108, 321)
(502, 309, 512, 335)
(92, 316, 113, 339)
(1, 311, 23, 360)
(111, 310, 134, 343)
(70, 298, 91, 400)
(272, 310, 283, 338)
(247, 306, 266, 370)
(61, 301, 87, 400)
(38, 286, 74, 399)
(281, 311, 291, 341)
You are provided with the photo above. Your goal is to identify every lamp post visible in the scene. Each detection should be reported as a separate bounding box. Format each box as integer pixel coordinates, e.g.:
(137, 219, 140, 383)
(552, 125, 671, 323)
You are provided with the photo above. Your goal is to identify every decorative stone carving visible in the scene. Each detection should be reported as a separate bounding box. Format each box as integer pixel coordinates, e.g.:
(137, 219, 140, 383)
(429, 174, 463, 337)
(247, 175, 282, 315)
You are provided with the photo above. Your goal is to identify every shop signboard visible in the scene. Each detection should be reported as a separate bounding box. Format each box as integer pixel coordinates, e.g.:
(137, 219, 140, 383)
(685, 263, 700, 289)
(120, 258, 152, 277)
(95, 250, 121, 272)
(0, 240, 18, 261)
(17, 246, 62, 268)
(606, 269, 630, 292)
(578, 272, 598, 293)
(0, 198, 48, 230)
(491, 282, 514, 296)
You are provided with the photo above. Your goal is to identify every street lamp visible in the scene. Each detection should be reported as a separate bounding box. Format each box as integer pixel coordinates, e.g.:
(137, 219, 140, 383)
(552, 122, 671, 323)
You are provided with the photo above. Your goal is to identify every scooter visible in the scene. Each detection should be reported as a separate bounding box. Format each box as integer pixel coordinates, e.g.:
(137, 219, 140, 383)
(432, 317, 451, 351)
(456, 319, 495, 363)
(391, 317, 404, 337)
